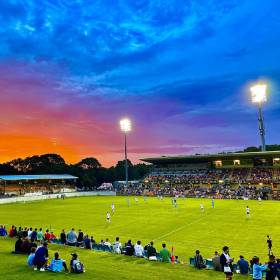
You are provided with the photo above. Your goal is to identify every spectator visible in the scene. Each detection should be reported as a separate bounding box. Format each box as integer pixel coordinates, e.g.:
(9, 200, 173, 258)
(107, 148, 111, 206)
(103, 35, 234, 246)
(134, 241, 144, 257)
(174, 256, 180, 264)
(14, 236, 23, 253)
(27, 227, 33, 239)
(275, 259, 280, 279)
(160, 243, 170, 262)
(104, 238, 111, 247)
(28, 238, 37, 254)
(60, 229, 66, 245)
(27, 247, 37, 267)
(194, 250, 206, 269)
(82, 235, 90, 249)
(20, 237, 30, 254)
(77, 229, 84, 247)
(70, 253, 84, 273)
(237, 255, 249, 275)
(0, 225, 7, 236)
(9, 225, 15, 238)
(37, 228, 44, 242)
(252, 256, 267, 280)
(124, 240, 135, 256)
(266, 255, 277, 280)
(33, 242, 49, 271)
(48, 252, 68, 272)
(67, 228, 77, 246)
(30, 228, 37, 240)
(146, 241, 157, 259)
(113, 237, 122, 254)
(44, 229, 51, 242)
(212, 251, 222, 271)
(220, 246, 234, 279)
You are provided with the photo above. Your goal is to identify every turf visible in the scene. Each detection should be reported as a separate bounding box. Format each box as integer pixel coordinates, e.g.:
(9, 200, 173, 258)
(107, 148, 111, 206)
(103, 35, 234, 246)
(0, 196, 278, 279)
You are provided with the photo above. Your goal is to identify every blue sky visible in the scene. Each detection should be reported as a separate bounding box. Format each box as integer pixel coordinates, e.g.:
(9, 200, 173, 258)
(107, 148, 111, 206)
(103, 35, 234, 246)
(0, 0, 279, 165)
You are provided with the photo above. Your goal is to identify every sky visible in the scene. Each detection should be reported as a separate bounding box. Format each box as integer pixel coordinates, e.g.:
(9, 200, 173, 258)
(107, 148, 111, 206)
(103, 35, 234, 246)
(0, 0, 279, 167)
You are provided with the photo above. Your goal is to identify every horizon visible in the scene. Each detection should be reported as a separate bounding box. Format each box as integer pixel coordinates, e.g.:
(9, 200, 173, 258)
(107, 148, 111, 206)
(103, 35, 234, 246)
(0, 1, 280, 167)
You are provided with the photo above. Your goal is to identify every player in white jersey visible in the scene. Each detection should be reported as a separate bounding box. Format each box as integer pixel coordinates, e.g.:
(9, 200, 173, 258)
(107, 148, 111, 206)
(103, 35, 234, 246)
(106, 212, 111, 223)
(135, 197, 139, 204)
(126, 197, 130, 207)
(246, 206, 250, 218)
(200, 204, 204, 212)
(258, 196, 262, 203)
(111, 203, 115, 214)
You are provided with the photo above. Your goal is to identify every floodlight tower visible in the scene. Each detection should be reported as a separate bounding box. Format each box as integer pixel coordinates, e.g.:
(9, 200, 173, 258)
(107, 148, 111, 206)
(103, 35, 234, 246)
(250, 83, 267, 152)
(120, 118, 131, 187)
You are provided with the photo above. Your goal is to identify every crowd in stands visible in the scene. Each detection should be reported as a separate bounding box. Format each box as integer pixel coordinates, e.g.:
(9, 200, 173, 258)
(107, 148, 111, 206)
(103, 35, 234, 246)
(118, 167, 279, 200)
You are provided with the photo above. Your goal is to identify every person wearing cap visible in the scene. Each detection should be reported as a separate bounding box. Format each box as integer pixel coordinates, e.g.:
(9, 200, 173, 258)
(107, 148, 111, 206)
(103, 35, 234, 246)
(70, 253, 84, 273)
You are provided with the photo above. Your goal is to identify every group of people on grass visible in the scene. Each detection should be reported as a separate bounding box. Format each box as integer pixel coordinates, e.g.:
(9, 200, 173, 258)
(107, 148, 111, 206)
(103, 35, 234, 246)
(3, 224, 179, 264)
(194, 245, 280, 280)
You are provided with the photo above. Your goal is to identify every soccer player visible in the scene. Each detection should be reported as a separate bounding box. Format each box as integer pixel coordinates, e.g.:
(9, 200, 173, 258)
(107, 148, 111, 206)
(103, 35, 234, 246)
(106, 212, 111, 223)
(211, 199, 215, 208)
(126, 197, 130, 207)
(134, 197, 139, 204)
(246, 206, 250, 218)
(173, 197, 177, 208)
(267, 235, 273, 256)
(258, 196, 262, 203)
(111, 203, 115, 214)
(200, 204, 204, 212)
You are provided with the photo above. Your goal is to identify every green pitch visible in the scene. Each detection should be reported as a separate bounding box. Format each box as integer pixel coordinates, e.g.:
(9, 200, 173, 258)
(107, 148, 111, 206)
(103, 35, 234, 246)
(0, 196, 279, 280)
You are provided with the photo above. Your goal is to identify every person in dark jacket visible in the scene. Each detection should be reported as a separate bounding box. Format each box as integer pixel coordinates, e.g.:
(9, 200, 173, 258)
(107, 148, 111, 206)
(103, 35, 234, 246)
(60, 229, 66, 245)
(146, 241, 157, 258)
(237, 255, 249, 274)
(194, 250, 206, 269)
(266, 255, 277, 280)
(33, 242, 49, 270)
(220, 246, 234, 279)
(14, 236, 23, 253)
(124, 240, 135, 256)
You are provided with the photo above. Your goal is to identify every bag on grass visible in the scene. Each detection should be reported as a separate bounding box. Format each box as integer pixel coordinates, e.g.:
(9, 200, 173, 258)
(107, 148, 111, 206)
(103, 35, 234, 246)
(224, 266, 231, 273)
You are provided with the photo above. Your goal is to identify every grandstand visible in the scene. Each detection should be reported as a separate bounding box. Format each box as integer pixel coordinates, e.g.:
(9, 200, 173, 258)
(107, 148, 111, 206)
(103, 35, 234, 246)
(137, 151, 280, 200)
(0, 174, 78, 196)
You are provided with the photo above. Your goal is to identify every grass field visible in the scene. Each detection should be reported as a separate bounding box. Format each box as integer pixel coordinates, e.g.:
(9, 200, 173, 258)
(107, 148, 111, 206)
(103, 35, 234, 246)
(0, 196, 279, 279)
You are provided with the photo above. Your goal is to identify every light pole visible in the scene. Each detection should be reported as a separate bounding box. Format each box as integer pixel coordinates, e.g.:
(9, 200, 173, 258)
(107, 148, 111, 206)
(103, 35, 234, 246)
(120, 118, 131, 187)
(250, 83, 267, 152)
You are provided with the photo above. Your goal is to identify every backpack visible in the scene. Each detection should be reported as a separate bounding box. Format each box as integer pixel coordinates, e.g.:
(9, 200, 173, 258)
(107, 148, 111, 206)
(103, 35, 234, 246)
(73, 261, 84, 273)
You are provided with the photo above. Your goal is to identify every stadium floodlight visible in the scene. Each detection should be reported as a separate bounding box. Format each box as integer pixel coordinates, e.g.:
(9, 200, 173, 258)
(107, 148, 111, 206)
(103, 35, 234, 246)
(250, 83, 268, 152)
(119, 118, 132, 187)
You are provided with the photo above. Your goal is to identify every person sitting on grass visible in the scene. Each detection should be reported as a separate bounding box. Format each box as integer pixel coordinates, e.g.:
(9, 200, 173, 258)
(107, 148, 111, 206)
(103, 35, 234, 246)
(14, 236, 23, 254)
(104, 238, 111, 247)
(33, 242, 49, 271)
(237, 255, 249, 275)
(212, 251, 222, 271)
(70, 253, 85, 273)
(194, 250, 206, 269)
(67, 228, 77, 246)
(50, 232, 57, 243)
(252, 256, 267, 280)
(60, 229, 67, 245)
(160, 243, 171, 262)
(37, 228, 44, 243)
(47, 252, 68, 273)
(20, 237, 30, 254)
(77, 230, 84, 247)
(146, 241, 157, 259)
(0, 225, 7, 236)
(134, 241, 144, 257)
(28, 238, 37, 254)
(174, 256, 181, 264)
(44, 229, 51, 243)
(84, 235, 91, 249)
(124, 240, 135, 256)
(113, 237, 122, 254)
(27, 247, 37, 267)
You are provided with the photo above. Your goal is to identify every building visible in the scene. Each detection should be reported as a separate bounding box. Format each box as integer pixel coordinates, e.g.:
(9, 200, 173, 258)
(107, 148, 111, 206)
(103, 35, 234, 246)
(0, 174, 78, 195)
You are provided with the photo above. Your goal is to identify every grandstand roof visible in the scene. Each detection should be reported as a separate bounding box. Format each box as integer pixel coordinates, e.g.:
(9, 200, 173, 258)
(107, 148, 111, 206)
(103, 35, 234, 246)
(0, 174, 78, 181)
(141, 151, 280, 164)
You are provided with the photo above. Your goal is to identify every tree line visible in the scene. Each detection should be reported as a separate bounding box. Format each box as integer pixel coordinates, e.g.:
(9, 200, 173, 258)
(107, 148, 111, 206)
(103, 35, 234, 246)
(0, 154, 151, 189)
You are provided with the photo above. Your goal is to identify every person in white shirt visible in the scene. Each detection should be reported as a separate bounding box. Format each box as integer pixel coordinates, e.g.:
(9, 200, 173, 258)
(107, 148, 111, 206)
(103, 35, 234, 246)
(113, 237, 122, 254)
(246, 206, 250, 218)
(134, 240, 144, 257)
(104, 238, 111, 247)
(111, 203, 115, 214)
(28, 228, 33, 239)
(135, 197, 138, 204)
(106, 212, 111, 223)
(200, 204, 204, 212)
